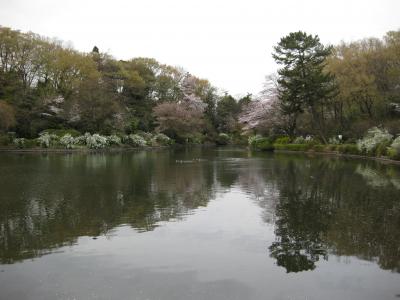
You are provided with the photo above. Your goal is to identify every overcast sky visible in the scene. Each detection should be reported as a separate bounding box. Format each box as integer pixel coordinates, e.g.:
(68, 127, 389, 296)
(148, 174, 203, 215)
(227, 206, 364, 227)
(0, 0, 399, 96)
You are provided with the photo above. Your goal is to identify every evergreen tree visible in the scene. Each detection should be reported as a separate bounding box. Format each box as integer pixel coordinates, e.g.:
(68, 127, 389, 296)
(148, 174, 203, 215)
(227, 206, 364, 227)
(273, 31, 336, 141)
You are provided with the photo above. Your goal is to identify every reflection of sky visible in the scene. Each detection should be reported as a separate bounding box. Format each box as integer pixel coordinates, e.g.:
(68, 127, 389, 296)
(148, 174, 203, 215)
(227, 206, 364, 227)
(1, 191, 399, 300)
(1, 150, 400, 299)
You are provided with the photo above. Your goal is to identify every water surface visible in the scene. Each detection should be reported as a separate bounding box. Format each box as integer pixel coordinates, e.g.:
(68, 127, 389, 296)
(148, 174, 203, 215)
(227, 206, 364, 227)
(0, 148, 399, 300)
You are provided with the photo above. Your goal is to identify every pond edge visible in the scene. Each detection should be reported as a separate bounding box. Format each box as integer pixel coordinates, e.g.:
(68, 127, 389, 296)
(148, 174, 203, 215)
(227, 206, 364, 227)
(274, 149, 400, 165)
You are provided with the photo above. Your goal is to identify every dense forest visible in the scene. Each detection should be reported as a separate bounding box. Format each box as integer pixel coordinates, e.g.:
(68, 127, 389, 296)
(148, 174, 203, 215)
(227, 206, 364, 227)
(0, 26, 399, 153)
(0, 25, 250, 145)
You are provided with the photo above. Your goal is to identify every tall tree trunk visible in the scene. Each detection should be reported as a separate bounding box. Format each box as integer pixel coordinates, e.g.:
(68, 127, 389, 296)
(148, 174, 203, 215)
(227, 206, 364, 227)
(310, 105, 327, 144)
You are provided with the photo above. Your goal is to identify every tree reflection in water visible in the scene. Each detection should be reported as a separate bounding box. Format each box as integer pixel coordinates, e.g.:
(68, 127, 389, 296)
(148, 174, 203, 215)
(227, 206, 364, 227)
(0, 149, 399, 273)
(264, 154, 400, 273)
(268, 160, 332, 272)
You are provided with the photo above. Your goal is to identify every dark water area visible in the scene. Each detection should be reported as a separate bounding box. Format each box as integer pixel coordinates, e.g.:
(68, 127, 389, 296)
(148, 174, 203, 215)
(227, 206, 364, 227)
(0, 147, 399, 300)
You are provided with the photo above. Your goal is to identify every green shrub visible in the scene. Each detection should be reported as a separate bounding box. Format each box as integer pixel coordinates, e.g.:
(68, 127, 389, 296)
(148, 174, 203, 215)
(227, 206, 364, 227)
(387, 147, 400, 160)
(231, 134, 248, 145)
(274, 143, 362, 155)
(248, 135, 262, 147)
(25, 139, 37, 148)
(249, 135, 274, 151)
(151, 133, 174, 146)
(255, 138, 274, 151)
(274, 136, 291, 144)
(387, 136, 400, 160)
(216, 133, 231, 145)
(13, 138, 37, 149)
(375, 140, 392, 157)
(189, 133, 205, 144)
(0, 134, 10, 146)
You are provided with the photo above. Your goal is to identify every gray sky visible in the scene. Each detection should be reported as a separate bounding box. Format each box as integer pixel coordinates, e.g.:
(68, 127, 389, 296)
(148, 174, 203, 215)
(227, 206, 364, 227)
(0, 0, 399, 96)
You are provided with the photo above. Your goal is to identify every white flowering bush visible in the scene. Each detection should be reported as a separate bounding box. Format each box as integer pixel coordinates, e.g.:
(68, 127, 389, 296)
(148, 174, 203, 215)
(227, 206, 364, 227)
(357, 127, 393, 154)
(125, 134, 147, 147)
(59, 133, 123, 149)
(37, 133, 51, 148)
(151, 133, 173, 146)
(138, 132, 153, 143)
(86, 133, 108, 149)
(37, 132, 59, 148)
(73, 133, 89, 145)
(13, 138, 25, 148)
(59, 134, 75, 149)
(75, 133, 91, 145)
(106, 135, 121, 146)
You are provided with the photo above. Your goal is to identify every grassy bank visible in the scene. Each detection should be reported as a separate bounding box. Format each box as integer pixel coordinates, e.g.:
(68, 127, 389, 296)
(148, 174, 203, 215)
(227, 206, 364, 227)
(272, 144, 400, 165)
(273, 143, 398, 161)
(273, 143, 360, 155)
(248, 128, 400, 163)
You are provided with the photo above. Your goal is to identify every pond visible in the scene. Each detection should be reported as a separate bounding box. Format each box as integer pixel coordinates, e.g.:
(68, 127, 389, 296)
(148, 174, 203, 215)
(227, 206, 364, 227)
(0, 147, 399, 300)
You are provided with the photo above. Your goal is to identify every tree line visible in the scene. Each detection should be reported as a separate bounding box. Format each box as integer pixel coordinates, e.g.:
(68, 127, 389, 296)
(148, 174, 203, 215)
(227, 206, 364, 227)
(0, 25, 399, 145)
(243, 30, 400, 143)
(0, 26, 250, 144)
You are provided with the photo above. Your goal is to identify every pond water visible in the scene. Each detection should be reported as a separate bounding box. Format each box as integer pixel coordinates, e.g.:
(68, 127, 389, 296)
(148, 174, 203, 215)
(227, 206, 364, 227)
(0, 147, 399, 300)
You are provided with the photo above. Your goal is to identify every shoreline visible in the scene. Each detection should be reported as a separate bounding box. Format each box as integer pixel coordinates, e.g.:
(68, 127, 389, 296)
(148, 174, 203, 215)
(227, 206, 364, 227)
(274, 149, 400, 165)
(0, 143, 217, 154)
(1, 145, 400, 166)
(0, 145, 171, 153)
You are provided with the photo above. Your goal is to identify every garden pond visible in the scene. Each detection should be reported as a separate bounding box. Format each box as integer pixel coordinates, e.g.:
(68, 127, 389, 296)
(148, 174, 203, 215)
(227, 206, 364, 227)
(0, 147, 399, 300)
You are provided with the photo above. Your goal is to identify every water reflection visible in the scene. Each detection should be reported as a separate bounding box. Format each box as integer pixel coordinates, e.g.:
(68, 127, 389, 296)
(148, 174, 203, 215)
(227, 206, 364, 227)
(0, 149, 216, 263)
(0, 149, 399, 275)
(263, 155, 400, 273)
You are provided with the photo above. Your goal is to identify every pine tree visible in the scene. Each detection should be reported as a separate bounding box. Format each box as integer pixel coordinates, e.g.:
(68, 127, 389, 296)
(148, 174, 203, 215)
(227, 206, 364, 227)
(273, 31, 336, 141)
